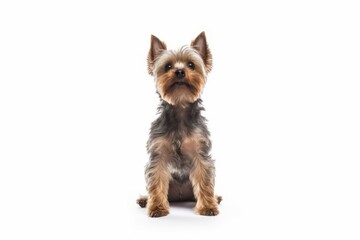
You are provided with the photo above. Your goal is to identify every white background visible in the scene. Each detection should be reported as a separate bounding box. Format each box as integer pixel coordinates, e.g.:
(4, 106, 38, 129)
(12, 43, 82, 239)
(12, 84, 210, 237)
(1, 0, 359, 239)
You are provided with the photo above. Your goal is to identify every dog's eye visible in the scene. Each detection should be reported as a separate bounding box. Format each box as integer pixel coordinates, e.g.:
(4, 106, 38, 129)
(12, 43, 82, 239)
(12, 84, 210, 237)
(165, 63, 172, 72)
(188, 61, 195, 70)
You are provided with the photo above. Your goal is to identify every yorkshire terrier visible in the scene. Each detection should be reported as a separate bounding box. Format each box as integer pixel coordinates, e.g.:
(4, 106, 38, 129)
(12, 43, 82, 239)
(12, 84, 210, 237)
(137, 32, 221, 217)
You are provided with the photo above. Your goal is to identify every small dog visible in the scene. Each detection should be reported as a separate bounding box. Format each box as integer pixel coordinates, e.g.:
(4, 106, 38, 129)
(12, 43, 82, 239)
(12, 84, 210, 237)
(137, 32, 221, 217)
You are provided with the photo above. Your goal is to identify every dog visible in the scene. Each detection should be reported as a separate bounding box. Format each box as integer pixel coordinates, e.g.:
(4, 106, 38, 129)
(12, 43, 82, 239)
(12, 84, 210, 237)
(137, 32, 221, 217)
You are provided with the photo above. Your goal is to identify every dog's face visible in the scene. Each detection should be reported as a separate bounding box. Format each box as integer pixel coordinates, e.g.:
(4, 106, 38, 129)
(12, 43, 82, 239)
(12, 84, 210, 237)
(147, 32, 212, 106)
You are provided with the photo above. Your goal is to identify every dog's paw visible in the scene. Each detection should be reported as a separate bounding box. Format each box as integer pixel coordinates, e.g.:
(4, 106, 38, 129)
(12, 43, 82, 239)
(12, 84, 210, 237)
(148, 206, 169, 218)
(196, 207, 219, 216)
(216, 195, 222, 204)
(136, 197, 147, 208)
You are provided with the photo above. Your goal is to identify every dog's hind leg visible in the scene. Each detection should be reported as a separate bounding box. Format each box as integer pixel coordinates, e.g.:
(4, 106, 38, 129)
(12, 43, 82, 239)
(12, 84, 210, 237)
(136, 196, 148, 208)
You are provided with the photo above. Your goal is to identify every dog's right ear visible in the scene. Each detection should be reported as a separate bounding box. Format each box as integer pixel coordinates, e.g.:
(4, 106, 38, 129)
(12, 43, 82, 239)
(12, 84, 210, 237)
(147, 35, 167, 75)
(191, 31, 212, 73)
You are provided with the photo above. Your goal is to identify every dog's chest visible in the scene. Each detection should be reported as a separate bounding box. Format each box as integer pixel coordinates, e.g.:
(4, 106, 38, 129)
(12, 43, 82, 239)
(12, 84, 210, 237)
(168, 129, 208, 176)
(149, 101, 210, 177)
(167, 134, 193, 170)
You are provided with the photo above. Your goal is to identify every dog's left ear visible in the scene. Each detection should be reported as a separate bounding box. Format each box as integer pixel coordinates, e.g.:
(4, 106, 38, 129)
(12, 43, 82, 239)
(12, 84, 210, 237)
(191, 31, 212, 73)
(148, 35, 167, 75)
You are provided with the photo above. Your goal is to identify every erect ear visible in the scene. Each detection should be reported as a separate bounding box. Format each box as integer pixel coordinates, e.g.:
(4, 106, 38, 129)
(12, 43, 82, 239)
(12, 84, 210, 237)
(191, 31, 212, 73)
(147, 35, 167, 75)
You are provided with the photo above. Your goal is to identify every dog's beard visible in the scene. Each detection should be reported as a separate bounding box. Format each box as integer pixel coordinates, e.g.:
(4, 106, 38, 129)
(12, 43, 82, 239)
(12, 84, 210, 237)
(156, 73, 205, 107)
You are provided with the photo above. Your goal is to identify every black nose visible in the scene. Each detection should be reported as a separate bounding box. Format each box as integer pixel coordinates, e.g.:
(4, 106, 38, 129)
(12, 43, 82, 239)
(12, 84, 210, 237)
(175, 69, 185, 79)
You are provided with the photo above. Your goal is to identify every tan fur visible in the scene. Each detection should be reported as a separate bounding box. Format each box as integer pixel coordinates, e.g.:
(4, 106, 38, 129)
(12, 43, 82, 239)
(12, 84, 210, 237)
(146, 164, 171, 217)
(148, 35, 167, 75)
(183, 132, 219, 215)
(155, 53, 206, 107)
(190, 158, 218, 215)
(146, 137, 172, 217)
(147, 136, 171, 154)
(181, 132, 210, 157)
(191, 32, 212, 73)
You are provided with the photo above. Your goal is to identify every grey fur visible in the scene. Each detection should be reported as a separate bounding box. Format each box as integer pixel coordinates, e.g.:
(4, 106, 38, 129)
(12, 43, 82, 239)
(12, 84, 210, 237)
(145, 99, 214, 202)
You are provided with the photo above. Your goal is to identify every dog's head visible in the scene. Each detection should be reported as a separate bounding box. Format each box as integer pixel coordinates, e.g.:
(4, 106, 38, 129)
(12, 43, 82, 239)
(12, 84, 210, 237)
(147, 32, 212, 107)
